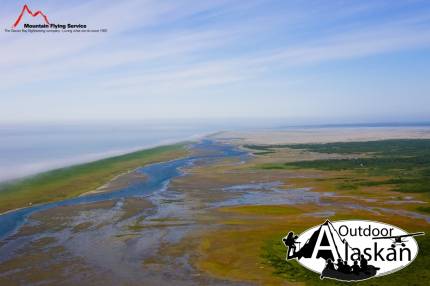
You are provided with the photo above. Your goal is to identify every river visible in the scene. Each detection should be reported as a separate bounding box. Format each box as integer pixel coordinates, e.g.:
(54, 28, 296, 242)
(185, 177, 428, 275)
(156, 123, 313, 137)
(0, 139, 247, 240)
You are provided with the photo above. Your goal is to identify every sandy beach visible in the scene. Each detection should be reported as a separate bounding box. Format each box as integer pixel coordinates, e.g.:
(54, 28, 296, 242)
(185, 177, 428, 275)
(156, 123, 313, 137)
(212, 127, 430, 145)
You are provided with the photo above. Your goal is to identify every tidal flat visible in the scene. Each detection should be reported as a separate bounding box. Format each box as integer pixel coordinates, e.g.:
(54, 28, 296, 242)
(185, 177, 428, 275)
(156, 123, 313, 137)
(1, 129, 430, 285)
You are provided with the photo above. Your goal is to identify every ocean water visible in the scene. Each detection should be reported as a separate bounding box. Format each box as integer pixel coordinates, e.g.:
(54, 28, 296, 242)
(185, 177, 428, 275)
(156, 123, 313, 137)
(0, 121, 221, 182)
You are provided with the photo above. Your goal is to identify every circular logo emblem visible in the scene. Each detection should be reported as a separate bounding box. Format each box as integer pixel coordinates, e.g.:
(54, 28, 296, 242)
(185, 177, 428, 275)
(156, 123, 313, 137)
(283, 220, 423, 282)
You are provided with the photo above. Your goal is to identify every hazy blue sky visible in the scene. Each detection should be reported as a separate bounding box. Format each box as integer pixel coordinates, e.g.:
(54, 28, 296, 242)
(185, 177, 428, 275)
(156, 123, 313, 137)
(1, 0, 430, 123)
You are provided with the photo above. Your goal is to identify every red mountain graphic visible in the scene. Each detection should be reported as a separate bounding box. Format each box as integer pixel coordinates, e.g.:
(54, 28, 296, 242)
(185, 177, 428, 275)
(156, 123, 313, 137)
(12, 4, 50, 28)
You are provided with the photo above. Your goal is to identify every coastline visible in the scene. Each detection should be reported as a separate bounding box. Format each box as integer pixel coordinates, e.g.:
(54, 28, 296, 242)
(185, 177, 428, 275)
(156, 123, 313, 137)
(0, 133, 208, 183)
(0, 142, 191, 215)
(3, 127, 429, 216)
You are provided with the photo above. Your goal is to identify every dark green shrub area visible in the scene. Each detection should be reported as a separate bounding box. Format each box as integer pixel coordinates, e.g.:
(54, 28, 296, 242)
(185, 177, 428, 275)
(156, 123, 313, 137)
(257, 140, 430, 194)
(243, 145, 275, 155)
(285, 139, 430, 156)
(248, 139, 430, 156)
(417, 206, 430, 213)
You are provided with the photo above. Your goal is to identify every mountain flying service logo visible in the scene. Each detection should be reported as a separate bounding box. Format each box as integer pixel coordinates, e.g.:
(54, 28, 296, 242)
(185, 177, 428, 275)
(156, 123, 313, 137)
(12, 4, 50, 28)
(6, 4, 107, 33)
(283, 220, 424, 282)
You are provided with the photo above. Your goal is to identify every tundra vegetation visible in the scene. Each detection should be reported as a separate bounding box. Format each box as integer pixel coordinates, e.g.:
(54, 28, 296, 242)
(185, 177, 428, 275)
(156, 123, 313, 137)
(198, 139, 430, 285)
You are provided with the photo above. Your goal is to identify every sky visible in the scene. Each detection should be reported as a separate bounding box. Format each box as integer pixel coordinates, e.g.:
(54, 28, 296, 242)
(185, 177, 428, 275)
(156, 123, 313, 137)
(1, 0, 430, 124)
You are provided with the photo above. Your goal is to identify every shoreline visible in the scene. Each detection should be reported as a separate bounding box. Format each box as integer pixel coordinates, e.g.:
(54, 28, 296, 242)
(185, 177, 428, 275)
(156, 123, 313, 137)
(0, 140, 192, 186)
(0, 141, 193, 215)
(0, 133, 212, 184)
(0, 131, 222, 217)
(0, 151, 189, 217)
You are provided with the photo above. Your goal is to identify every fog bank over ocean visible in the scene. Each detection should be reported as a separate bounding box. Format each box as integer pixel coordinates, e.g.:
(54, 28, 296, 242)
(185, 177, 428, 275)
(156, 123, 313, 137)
(0, 122, 202, 182)
(0, 119, 289, 182)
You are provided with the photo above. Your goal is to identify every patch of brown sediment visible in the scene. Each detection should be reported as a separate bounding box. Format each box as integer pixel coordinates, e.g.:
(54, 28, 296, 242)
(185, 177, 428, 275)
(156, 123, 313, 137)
(212, 127, 430, 145)
(120, 197, 154, 221)
(72, 221, 93, 232)
(81, 169, 147, 196)
(13, 200, 117, 237)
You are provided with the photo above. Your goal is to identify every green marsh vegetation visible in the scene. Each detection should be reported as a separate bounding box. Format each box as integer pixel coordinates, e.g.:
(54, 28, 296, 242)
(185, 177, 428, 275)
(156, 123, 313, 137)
(0, 143, 188, 214)
(256, 139, 430, 195)
(244, 145, 276, 155)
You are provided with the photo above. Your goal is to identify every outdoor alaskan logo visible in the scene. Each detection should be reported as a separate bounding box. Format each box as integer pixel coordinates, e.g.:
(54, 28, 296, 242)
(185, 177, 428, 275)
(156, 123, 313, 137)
(5, 4, 107, 33)
(283, 220, 424, 282)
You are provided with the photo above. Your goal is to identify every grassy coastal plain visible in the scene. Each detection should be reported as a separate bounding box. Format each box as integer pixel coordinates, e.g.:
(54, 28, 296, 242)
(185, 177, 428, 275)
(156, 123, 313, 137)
(188, 131, 430, 285)
(0, 143, 188, 214)
(1, 129, 430, 285)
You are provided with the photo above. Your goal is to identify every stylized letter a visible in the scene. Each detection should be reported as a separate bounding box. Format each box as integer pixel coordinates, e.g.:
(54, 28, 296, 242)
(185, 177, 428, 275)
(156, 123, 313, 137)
(311, 225, 339, 260)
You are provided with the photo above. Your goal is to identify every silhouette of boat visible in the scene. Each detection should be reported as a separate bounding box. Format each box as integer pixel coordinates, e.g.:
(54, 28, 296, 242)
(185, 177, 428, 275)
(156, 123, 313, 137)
(321, 265, 380, 281)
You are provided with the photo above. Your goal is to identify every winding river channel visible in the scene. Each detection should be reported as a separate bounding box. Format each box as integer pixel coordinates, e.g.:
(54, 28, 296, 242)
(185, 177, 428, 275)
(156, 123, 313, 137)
(0, 140, 247, 240)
